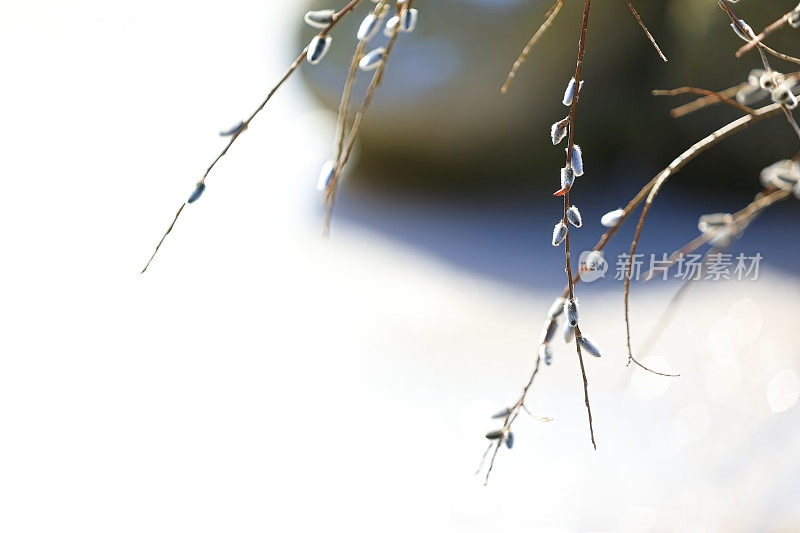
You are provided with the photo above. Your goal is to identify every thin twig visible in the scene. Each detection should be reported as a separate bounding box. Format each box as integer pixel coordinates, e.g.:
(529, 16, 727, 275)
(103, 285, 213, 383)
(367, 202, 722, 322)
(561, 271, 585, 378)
(623, 103, 783, 375)
(719, 1, 800, 66)
(625, 0, 668, 63)
(501, 0, 566, 94)
(323, 1, 400, 235)
(140, 204, 185, 274)
(653, 86, 755, 116)
(640, 186, 792, 355)
(482, 353, 544, 484)
(736, 3, 800, 58)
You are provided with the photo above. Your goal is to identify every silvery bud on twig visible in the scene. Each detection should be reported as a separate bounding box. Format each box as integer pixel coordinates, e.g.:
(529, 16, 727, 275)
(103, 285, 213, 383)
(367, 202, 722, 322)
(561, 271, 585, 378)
(384, 15, 400, 37)
(401, 8, 418, 33)
(539, 319, 557, 345)
(697, 212, 734, 233)
(583, 251, 604, 272)
(540, 343, 553, 366)
(760, 160, 800, 189)
(560, 166, 575, 190)
(304, 9, 335, 29)
(491, 408, 511, 419)
(552, 221, 568, 246)
(748, 69, 765, 87)
(568, 145, 584, 176)
(577, 334, 602, 357)
(485, 430, 504, 440)
(789, 8, 800, 29)
(566, 299, 579, 327)
(307, 35, 332, 64)
(566, 205, 582, 228)
(600, 208, 624, 228)
(219, 121, 245, 137)
(563, 322, 575, 343)
(562, 78, 584, 107)
(771, 84, 798, 109)
(188, 182, 206, 204)
(759, 71, 782, 91)
(317, 160, 337, 191)
(359, 47, 386, 71)
(357, 13, 382, 42)
(736, 85, 767, 105)
(730, 18, 754, 41)
(547, 297, 566, 319)
(551, 118, 568, 145)
(505, 432, 514, 449)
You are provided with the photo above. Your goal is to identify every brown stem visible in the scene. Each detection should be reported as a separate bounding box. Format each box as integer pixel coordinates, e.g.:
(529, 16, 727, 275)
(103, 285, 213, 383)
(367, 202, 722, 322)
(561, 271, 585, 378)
(625, 0, 668, 62)
(501, 0, 566, 94)
(652, 86, 755, 116)
(736, 3, 800, 57)
(563, 0, 596, 450)
(622, 103, 783, 375)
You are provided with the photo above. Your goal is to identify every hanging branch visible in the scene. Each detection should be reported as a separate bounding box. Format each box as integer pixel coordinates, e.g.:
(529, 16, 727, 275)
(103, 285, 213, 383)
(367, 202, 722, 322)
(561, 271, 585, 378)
(140, 0, 365, 273)
(625, 0, 668, 62)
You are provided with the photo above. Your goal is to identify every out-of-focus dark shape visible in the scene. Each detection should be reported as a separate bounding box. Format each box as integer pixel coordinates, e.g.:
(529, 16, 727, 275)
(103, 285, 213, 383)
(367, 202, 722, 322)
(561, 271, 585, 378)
(299, 0, 800, 193)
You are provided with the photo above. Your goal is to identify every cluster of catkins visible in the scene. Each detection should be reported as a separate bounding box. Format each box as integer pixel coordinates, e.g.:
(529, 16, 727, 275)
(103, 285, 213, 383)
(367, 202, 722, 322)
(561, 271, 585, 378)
(485, 417, 514, 449)
(695, 157, 800, 247)
(755, 70, 798, 110)
(543, 78, 602, 365)
(736, 69, 799, 107)
(304, 1, 419, 191)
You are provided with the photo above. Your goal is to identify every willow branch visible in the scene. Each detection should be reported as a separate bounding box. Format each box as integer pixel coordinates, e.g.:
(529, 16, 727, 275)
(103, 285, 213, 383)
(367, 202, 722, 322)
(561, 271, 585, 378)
(140, 0, 364, 273)
(622, 103, 783, 375)
(501, 0, 566, 94)
(625, 0, 668, 62)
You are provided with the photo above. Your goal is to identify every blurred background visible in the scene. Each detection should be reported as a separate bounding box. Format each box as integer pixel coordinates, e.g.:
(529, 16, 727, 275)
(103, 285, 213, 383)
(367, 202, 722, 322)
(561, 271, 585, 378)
(0, 0, 799, 531)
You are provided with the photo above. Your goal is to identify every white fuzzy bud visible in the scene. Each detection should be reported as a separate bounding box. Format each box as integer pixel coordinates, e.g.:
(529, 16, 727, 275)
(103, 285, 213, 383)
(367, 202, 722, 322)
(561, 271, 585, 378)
(547, 297, 566, 319)
(730, 19, 754, 41)
(566, 299, 579, 327)
(698, 213, 733, 233)
(539, 319, 558, 345)
(760, 160, 800, 189)
(540, 343, 553, 366)
(747, 69, 765, 87)
(384, 15, 400, 37)
(577, 334, 602, 357)
(563, 78, 576, 106)
(771, 83, 798, 109)
(563, 322, 575, 343)
(552, 221, 568, 246)
(566, 205, 582, 228)
(760, 71, 782, 91)
(794, 180, 800, 199)
(736, 85, 766, 105)
(790, 8, 800, 29)
(317, 160, 337, 191)
(551, 119, 568, 145)
(568, 144, 584, 176)
(560, 166, 575, 189)
(357, 14, 380, 41)
(562, 78, 583, 107)
(359, 47, 386, 71)
(304, 9, 335, 29)
(601, 208, 624, 228)
(401, 8, 418, 33)
(307, 35, 332, 64)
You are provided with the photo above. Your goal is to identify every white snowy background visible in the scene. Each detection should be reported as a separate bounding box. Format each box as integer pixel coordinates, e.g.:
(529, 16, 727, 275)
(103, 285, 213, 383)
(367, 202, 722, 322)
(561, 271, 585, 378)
(0, 1, 798, 531)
